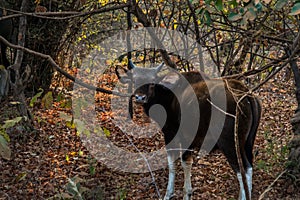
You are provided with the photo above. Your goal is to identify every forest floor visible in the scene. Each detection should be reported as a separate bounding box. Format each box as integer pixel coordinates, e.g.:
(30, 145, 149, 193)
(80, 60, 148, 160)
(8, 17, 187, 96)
(1, 71, 300, 200)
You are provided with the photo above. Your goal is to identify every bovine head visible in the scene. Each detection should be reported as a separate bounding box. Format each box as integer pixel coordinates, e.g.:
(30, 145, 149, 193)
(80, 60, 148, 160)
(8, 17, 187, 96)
(116, 60, 164, 104)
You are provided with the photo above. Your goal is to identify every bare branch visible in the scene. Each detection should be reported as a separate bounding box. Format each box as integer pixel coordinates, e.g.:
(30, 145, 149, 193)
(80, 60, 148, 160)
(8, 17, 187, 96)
(130, 1, 177, 69)
(0, 36, 130, 97)
(0, 3, 129, 20)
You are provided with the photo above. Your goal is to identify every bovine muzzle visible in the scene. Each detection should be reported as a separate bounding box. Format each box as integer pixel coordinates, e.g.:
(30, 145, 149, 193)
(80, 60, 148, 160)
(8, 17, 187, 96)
(135, 94, 147, 103)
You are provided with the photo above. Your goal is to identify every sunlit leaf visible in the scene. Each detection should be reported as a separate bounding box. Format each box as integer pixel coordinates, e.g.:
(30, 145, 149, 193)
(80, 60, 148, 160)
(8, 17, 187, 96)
(66, 154, 70, 162)
(15, 172, 27, 182)
(0, 130, 10, 142)
(290, 3, 300, 15)
(228, 12, 242, 21)
(275, 0, 288, 10)
(229, 0, 238, 7)
(41, 91, 53, 109)
(66, 121, 76, 129)
(255, 2, 263, 11)
(204, 10, 212, 25)
(9, 101, 21, 105)
(0, 135, 11, 160)
(103, 127, 110, 137)
(2, 117, 22, 129)
(30, 88, 44, 107)
(216, 0, 223, 11)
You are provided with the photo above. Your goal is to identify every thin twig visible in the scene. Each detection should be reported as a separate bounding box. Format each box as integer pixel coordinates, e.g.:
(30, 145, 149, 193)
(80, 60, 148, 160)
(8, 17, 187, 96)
(258, 170, 287, 200)
(122, 130, 161, 199)
(206, 99, 236, 118)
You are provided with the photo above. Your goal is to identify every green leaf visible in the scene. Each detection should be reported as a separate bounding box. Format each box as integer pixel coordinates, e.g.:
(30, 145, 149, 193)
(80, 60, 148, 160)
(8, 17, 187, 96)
(2, 117, 22, 129)
(66, 154, 70, 162)
(216, 0, 223, 11)
(290, 2, 300, 15)
(9, 101, 21, 105)
(0, 129, 10, 142)
(63, 99, 72, 109)
(56, 92, 64, 102)
(255, 2, 263, 11)
(15, 172, 27, 182)
(228, 12, 242, 21)
(239, 7, 245, 14)
(66, 121, 76, 129)
(275, 0, 288, 10)
(229, 0, 238, 7)
(204, 10, 212, 25)
(66, 177, 84, 199)
(78, 150, 83, 156)
(0, 134, 11, 160)
(102, 127, 110, 137)
(41, 91, 53, 109)
(256, 159, 267, 170)
(30, 88, 44, 107)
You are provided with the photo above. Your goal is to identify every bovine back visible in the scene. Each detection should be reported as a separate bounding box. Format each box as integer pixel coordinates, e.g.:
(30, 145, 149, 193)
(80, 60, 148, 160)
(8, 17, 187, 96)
(181, 71, 209, 85)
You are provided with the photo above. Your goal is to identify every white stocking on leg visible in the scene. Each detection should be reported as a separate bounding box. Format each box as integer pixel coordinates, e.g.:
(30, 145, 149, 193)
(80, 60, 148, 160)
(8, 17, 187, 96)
(164, 154, 176, 200)
(181, 158, 193, 200)
(237, 168, 252, 200)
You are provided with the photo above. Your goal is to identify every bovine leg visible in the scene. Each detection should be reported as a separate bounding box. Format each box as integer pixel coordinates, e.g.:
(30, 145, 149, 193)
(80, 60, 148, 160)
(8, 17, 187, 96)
(181, 152, 193, 200)
(237, 167, 252, 200)
(164, 153, 176, 200)
(222, 144, 252, 200)
(237, 172, 246, 200)
(246, 167, 253, 198)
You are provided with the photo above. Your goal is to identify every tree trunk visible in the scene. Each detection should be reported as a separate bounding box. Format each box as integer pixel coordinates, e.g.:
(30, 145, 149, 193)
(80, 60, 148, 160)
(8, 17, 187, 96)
(287, 49, 300, 179)
(10, 0, 33, 128)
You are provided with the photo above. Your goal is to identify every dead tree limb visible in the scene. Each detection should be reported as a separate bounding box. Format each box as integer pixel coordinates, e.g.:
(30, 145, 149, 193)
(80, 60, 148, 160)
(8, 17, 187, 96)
(0, 36, 130, 97)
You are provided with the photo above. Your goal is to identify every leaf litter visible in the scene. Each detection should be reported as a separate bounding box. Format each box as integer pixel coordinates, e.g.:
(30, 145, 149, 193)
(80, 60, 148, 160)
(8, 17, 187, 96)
(0, 71, 299, 199)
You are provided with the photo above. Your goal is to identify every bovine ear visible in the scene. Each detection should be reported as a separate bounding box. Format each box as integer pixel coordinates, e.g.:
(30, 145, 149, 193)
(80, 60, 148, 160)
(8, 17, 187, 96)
(159, 72, 181, 89)
(115, 65, 132, 84)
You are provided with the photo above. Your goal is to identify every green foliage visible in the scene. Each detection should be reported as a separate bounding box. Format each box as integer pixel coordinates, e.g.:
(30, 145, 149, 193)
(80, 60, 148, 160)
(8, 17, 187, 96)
(0, 135, 11, 160)
(116, 188, 127, 200)
(59, 111, 110, 137)
(65, 177, 88, 200)
(290, 2, 300, 15)
(102, 127, 111, 137)
(256, 159, 268, 171)
(42, 91, 54, 109)
(56, 93, 72, 109)
(228, 12, 243, 21)
(49, 176, 104, 200)
(275, 0, 288, 10)
(0, 116, 23, 160)
(88, 157, 97, 176)
(2, 117, 23, 129)
(216, 0, 224, 11)
(197, 0, 300, 29)
(30, 88, 44, 107)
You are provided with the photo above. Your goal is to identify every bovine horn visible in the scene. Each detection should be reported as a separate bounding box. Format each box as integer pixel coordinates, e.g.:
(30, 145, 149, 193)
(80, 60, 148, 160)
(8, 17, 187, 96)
(128, 94, 134, 120)
(156, 62, 164, 72)
(128, 59, 136, 70)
